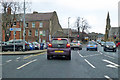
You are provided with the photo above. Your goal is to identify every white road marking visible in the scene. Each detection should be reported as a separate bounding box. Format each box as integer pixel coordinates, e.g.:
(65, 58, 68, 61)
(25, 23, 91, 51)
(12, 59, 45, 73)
(83, 54, 100, 58)
(6, 60, 12, 63)
(104, 75, 113, 80)
(16, 57, 21, 60)
(102, 59, 119, 67)
(77, 51, 83, 57)
(84, 59, 96, 68)
(104, 55, 115, 59)
(106, 64, 118, 69)
(17, 59, 37, 70)
(99, 52, 103, 54)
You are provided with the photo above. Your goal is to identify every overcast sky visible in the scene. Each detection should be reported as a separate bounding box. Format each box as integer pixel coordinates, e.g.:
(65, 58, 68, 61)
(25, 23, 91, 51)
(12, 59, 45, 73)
(30, 0, 119, 34)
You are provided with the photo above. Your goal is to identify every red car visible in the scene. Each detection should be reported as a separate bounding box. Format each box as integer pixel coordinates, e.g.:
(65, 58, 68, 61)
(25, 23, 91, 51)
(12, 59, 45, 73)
(47, 38, 71, 60)
(116, 42, 120, 47)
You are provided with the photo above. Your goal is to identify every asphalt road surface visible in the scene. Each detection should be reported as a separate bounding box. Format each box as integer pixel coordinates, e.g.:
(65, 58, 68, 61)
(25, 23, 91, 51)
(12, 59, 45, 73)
(1, 44, 119, 79)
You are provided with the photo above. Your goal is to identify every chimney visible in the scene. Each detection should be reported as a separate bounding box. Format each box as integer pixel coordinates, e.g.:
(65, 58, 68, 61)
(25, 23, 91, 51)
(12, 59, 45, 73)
(7, 7, 11, 14)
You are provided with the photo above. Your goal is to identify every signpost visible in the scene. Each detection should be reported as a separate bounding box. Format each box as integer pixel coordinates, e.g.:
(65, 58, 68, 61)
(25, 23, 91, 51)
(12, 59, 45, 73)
(10, 28, 21, 52)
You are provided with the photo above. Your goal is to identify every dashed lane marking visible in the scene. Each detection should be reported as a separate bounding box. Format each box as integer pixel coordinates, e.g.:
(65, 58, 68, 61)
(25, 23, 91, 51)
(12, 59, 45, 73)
(17, 59, 37, 70)
(16, 57, 21, 60)
(84, 59, 96, 69)
(6, 60, 12, 63)
(77, 51, 83, 57)
(104, 75, 113, 80)
(104, 55, 115, 59)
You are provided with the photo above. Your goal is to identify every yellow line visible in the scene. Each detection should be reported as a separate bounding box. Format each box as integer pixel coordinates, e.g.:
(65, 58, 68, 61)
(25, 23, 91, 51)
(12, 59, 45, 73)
(24, 53, 45, 59)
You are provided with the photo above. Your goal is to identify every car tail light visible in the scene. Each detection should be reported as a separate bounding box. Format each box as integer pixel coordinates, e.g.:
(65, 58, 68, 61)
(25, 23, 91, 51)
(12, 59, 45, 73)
(66, 44, 70, 48)
(58, 38, 61, 40)
(95, 45, 97, 47)
(48, 43, 52, 47)
(78, 43, 80, 45)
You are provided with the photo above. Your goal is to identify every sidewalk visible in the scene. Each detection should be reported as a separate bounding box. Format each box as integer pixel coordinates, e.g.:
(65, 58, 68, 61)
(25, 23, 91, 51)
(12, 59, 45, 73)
(0, 49, 47, 55)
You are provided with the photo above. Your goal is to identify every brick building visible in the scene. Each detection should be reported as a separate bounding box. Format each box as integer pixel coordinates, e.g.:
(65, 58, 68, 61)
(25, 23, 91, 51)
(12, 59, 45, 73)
(2, 11, 63, 43)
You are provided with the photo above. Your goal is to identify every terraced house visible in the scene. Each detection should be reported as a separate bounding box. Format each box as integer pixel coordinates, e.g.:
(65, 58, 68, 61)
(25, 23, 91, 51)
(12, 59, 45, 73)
(2, 11, 63, 43)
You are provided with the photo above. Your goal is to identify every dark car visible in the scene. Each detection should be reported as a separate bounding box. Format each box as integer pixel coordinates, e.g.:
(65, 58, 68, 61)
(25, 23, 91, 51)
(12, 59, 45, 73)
(2, 39, 30, 51)
(104, 42, 116, 52)
(47, 38, 71, 60)
(70, 41, 82, 50)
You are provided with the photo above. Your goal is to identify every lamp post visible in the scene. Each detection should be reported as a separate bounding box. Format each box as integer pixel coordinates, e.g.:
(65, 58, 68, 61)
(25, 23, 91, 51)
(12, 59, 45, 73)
(23, 0, 26, 51)
(68, 17, 70, 41)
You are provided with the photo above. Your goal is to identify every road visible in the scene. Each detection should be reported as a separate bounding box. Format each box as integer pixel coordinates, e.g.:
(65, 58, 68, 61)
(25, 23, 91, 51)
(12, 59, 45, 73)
(1, 44, 119, 79)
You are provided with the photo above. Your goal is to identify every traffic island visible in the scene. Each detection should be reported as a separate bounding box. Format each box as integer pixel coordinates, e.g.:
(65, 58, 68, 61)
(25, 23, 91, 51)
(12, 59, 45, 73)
(0, 49, 47, 55)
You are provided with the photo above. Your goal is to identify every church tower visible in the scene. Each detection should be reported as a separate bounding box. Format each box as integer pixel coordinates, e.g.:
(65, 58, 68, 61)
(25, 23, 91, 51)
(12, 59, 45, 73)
(104, 12, 111, 41)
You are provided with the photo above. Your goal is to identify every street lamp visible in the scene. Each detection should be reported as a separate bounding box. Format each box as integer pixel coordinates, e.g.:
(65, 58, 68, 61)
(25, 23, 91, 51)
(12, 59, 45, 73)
(68, 17, 71, 41)
(23, 0, 26, 51)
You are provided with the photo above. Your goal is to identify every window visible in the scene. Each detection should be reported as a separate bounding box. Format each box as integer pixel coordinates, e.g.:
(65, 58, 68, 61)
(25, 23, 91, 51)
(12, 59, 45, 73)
(13, 22, 16, 26)
(26, 23, 28, 28)
(35, 29, 38, 36)
(28, 30, 32, 36)
(43, 30, 46, 36)
(32, 22, 35, 28)
(39, 22, 43, 28)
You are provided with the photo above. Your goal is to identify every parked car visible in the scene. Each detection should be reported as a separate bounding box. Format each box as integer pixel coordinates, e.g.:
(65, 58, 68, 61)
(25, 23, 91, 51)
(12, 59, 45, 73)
(32, 42, 40, 50)
(86, 41, 98, 51)
(116, 42, 120, 47)
(104, 42, 116, 52)
(70, 41, 82, 50)
(101, 41, 105, 47)
(47, 38, 71, 60)
(2, 39, 30, 51)
(28, 42, 35, 50)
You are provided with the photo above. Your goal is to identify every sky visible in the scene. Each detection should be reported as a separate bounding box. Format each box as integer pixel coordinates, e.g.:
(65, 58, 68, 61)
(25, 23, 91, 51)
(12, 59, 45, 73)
(29, 0, 119, 34)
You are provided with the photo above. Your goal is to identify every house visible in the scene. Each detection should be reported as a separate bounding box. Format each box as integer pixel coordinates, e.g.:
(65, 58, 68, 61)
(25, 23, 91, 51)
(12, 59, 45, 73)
(2, 11, 63, 43)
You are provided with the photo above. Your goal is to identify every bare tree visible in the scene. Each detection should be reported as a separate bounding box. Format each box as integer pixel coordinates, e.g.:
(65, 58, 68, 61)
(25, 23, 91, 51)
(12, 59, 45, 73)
(1, 0, 31, 41)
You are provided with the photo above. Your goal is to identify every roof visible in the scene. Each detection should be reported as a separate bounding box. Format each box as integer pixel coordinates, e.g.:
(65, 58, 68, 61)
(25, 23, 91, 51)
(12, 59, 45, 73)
(25, 12, 54, 21)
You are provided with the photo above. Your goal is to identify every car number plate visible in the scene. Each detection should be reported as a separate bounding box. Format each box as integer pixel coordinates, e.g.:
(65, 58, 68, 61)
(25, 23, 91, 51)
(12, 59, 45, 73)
(55, 51, 63, 53)
(90, 46, 93, 47)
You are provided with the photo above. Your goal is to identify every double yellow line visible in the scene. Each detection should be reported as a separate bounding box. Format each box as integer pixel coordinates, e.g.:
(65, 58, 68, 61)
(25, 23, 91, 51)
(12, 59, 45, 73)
(24, 53, 46, 59)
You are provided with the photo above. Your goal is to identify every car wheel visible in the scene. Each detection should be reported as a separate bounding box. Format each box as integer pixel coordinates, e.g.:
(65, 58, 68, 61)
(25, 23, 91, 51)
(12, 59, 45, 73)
(47, 55, 51, 60)
(113, 49, 116, 52)
(95, 48, 97, 51)
(87, 48, 88, 51)
(104, 48, 106, 52)
(67, 55, 71, 60)
(18, 47, 23, 51)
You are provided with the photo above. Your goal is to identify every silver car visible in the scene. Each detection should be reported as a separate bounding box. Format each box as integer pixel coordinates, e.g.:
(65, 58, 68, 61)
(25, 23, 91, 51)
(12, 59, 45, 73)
(70, 41, 82, 50)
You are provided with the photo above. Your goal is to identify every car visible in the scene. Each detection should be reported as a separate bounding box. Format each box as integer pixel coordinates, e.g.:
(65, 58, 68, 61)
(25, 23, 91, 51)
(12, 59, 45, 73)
(70, 41, 82, 50)
(101, 41, 105, 47)
(104, 42, 116, 52)
(32, 42, 40, 50)
(116, 42, 120, 47)
(2, 39, 30, 51)
(28, 42, 35, 50)
(47, 38, 71, 60)
(86, 41, 98, 51)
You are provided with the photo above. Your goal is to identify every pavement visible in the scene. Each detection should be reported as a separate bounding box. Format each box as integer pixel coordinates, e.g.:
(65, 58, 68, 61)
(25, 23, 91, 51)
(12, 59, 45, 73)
(1, 44, 119, 79)
(0, 49, 47, 55)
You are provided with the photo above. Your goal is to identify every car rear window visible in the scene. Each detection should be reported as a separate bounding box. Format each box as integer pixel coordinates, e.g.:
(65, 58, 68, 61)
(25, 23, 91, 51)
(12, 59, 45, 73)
(51, 39, 68, 44)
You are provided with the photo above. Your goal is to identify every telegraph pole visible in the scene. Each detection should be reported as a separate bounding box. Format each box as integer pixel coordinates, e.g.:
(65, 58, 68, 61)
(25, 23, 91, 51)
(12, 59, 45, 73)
(68, 17, 70, 41)
(23, 0, 26, 51)
(77, 17, 80, 40)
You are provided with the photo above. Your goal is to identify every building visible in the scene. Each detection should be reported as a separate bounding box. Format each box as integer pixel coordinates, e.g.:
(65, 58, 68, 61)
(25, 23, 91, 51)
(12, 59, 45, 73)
(97, 33, 104, 41)
(118, 1, 120, 40)
(2, 11, 63, 43)
(104, 12, 111, 41)
(88, 32, 98, 41)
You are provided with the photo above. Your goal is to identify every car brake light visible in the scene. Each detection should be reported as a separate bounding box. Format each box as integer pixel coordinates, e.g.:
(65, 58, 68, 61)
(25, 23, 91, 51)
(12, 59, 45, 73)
(66, 44, 70, 48)
(58, 38, 61, 40)
(95, 45, 97, 47)
(48, 43, 52, 47)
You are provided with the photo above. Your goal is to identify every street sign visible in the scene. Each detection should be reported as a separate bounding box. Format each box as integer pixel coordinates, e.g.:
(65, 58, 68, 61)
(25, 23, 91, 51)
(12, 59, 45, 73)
(10, 28, 21, 31)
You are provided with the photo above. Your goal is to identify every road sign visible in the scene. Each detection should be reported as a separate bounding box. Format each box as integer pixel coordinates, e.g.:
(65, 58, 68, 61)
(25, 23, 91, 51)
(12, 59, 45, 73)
(10, 28, 21, 31)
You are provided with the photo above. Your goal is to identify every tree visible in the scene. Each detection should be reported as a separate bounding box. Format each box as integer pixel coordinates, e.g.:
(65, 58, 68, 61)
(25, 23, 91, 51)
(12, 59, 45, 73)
(1, 0, 31, 41)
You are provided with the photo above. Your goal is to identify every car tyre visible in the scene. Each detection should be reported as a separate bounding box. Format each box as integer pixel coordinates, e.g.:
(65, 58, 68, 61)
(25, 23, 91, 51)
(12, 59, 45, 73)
(67, 55, 71, 60)
(95, 48, 97, 51)
(18, 47, 23, 51)
(104, 48, 106, 52)
(87, 48, 88, 51)
(47, 55, 51, 60)
(113, 49, 116, 52)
